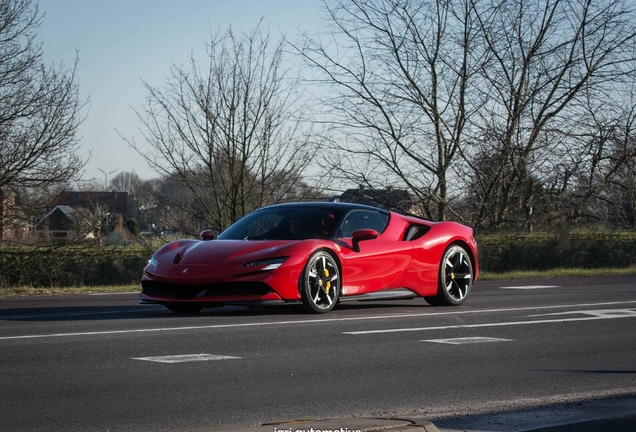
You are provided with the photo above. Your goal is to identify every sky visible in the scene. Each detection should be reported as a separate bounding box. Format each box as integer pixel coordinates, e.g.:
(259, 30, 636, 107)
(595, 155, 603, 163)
(36, 0, 324, 186)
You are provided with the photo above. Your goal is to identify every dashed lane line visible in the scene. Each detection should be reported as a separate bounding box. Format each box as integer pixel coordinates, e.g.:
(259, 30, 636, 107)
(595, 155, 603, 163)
(132, 354, 241, 363)
(422, 337, 513, 345)
(2, 300, 636, 341)
(343, 308, 636, 335)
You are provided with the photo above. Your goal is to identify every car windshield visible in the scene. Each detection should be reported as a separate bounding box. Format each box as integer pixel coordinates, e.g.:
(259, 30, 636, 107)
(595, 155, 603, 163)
(217, 207, 340, 240)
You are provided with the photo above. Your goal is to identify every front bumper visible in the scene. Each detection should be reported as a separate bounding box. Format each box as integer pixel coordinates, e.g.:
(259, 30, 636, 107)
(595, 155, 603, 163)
(139, 255, 307, 305)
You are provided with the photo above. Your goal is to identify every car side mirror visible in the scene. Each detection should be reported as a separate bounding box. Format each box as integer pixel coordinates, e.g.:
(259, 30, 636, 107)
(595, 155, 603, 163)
(351, 229, 378, 252)
(200, 230, 216, 241)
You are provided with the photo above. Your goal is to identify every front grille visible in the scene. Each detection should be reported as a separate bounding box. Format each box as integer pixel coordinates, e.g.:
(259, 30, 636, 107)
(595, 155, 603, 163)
(142, 281, 273, 299)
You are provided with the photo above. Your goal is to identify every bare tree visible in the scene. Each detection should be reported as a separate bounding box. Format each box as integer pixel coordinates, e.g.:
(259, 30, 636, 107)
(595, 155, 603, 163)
(125, 24, 316, 234)
(108, 170, 149, 228)
(109, 171, 142, 195)
(564, 83, 636, 227)
(297, 0, 482, 220)
(598, 148, 636, 228)
(465, 0, 636, 230)
(298, 0, 636, 229)
(0, 0, 87, 242)
(0, 0, 85, 189)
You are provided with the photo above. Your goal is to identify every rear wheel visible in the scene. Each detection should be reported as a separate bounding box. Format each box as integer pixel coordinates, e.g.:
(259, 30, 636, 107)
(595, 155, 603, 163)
(300, 251, 340, 313)
(165, 304, 204, 314)
(425, 244, 473, 306)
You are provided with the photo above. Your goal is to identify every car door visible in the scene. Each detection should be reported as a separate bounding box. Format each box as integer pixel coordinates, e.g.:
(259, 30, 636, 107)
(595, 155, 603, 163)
(336, 209, 413, 295)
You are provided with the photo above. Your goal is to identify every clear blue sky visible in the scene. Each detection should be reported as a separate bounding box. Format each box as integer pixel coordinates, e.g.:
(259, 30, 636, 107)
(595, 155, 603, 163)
(36, 0, 323, 185)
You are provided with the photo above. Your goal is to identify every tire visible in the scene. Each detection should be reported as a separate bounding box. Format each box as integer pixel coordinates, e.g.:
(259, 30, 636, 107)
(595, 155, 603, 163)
(425, 244, 473, 306)
(300, 251, 340, 313)
(165, 304, 204, 314)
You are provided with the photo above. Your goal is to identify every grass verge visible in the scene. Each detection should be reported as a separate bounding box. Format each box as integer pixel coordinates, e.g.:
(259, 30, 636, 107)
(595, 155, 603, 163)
(0, 284, 140, 297)
(479, 265, 636, 280)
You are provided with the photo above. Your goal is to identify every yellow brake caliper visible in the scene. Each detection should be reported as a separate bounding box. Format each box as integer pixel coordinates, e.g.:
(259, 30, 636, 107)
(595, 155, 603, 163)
(323, 268, 331, 294)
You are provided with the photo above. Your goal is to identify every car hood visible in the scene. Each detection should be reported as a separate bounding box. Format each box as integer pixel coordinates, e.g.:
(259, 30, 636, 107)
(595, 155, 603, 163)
(155, 239, 301, 266)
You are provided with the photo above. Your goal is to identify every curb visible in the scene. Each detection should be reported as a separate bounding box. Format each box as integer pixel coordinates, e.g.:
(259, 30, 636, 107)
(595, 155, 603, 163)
(221, 418, 440, 432)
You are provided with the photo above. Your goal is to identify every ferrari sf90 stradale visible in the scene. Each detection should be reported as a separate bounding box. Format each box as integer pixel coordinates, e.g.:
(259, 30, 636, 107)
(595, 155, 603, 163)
(140, 202, 478, 313)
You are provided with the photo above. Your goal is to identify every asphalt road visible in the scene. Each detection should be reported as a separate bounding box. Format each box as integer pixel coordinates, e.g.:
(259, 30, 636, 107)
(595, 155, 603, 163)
(1, 275, 636, 432)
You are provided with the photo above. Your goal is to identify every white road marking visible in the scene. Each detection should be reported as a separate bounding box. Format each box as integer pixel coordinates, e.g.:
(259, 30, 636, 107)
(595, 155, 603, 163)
(499, 285, 561, 290)
(88, 292, 139, 296)
(422, 337, 513, 345)
(343, 308, 636, 335)
(132, 354, 241, 363)
(2, 300, 636, 341)
(527, 309, 636, 318)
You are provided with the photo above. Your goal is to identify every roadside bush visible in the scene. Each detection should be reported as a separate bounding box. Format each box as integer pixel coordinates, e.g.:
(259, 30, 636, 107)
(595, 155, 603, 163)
(0, 246, 151, 288)
(478, 232, 636, 272)
(1, 232, 635, 289)
(126, 218, 140, 236)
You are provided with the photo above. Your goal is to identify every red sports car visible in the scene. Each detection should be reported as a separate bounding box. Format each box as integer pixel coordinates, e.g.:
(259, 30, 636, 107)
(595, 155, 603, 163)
(140, 202, 478, 313)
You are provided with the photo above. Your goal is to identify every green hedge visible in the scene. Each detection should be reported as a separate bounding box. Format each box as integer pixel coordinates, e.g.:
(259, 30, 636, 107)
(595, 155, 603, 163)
(1, 232, 635, 288)
(477, 232, 636, 272)
(0, 246, 151, 288)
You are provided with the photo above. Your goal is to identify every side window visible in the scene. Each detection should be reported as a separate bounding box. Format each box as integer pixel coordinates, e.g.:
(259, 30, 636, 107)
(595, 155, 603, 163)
(339, 210, 389, 238)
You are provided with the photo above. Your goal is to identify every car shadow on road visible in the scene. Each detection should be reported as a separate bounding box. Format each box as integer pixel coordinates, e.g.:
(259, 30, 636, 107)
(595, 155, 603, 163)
(0, 298, 435, 321)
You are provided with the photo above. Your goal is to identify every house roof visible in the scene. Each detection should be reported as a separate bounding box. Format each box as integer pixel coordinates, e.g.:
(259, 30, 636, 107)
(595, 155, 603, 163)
(39, 205, 76, 224)
(48, 190, 129, 215)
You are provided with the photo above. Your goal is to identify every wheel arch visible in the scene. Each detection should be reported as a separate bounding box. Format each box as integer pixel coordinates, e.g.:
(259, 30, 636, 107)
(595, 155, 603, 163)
(297, 247, 343, 295)
(322, 247, 343, 275)
(447, 239, 477, 282)
(298, 247, 342, 313)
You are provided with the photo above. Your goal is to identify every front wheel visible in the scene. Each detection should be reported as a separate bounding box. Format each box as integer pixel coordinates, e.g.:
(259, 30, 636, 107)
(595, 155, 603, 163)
(425, 244, 473, 306)
(300, 251, 340, 313)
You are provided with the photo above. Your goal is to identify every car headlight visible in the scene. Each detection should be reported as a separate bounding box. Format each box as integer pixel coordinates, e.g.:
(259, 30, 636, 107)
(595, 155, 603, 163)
(244, 257, 288, 270)
(146, 257, 158, 268)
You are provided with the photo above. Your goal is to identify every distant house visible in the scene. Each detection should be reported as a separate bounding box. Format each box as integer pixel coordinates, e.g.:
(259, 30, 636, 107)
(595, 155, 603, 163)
(37, 205, 77, 239)
(48, 191, 129, 216)
(336, 186, 414, 213)
(36, 191, 129, 242)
